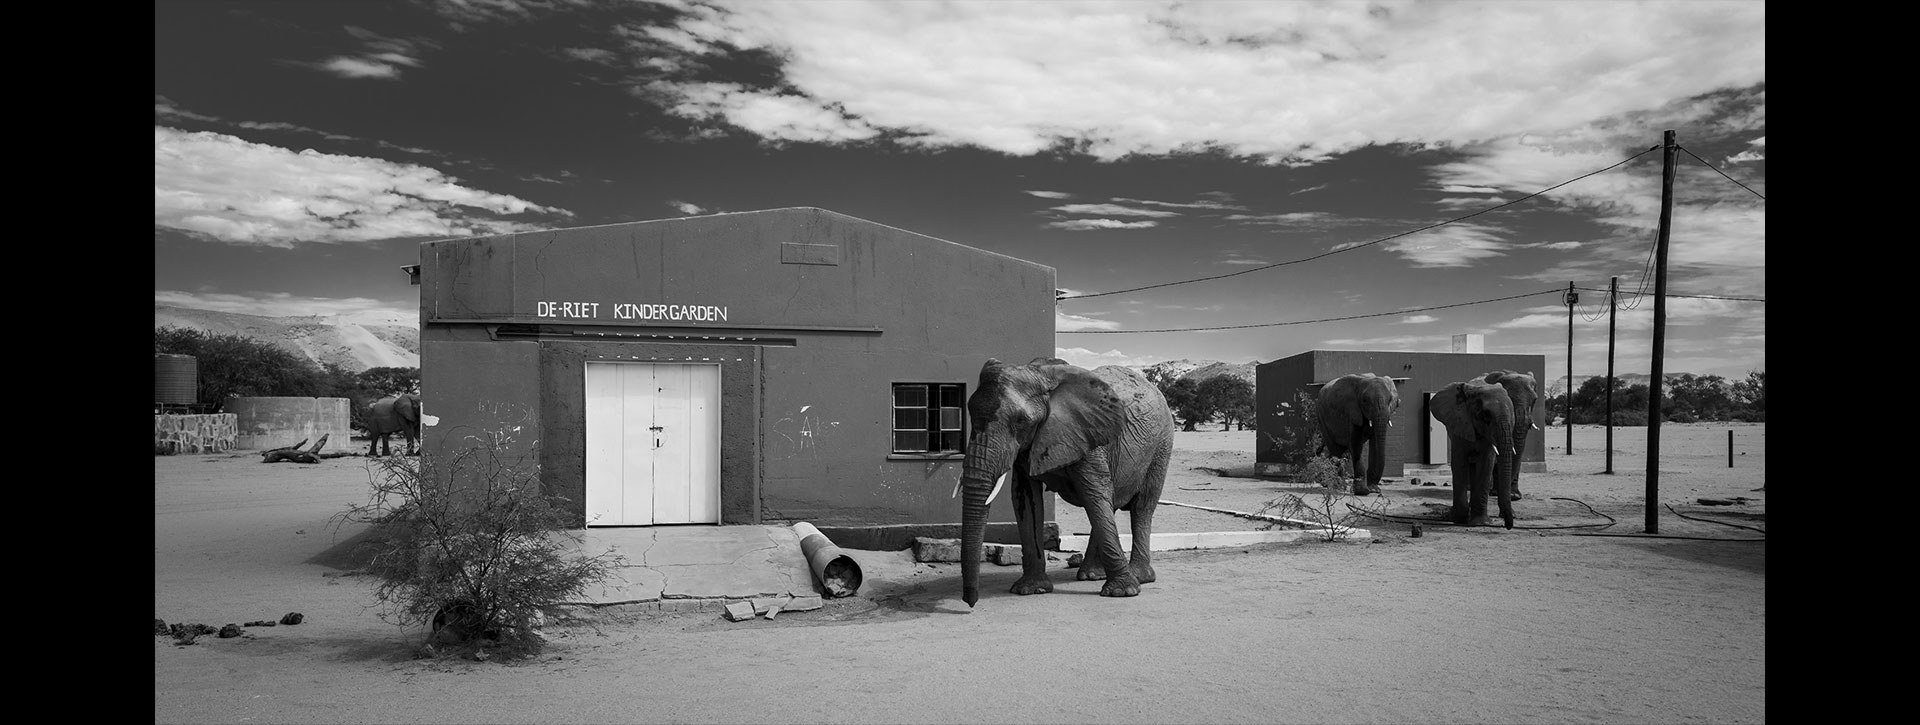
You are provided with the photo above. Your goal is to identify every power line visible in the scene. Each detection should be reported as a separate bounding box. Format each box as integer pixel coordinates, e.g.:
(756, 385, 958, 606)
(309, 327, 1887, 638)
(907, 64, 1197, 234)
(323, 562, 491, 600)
(1678, 146, 1766, 201)
(1058, 288, 1563, 334)
(1573, 286, 1763, 302)
(1056, 146, 1664, 301)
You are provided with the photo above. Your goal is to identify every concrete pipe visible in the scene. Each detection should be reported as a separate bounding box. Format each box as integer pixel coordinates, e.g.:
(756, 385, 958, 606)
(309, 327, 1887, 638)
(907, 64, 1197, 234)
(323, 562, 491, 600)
(792, 522, 862, 598)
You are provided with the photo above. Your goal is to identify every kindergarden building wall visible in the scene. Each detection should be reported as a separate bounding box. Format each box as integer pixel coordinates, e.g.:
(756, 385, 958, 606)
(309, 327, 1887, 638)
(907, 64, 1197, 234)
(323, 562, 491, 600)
(1255, 349, 1549, 478)
(415, 207, 1057, 550)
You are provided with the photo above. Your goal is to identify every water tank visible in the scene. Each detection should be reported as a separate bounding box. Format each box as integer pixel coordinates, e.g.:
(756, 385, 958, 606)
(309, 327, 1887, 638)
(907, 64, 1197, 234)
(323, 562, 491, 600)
(155, 354, 198, 406)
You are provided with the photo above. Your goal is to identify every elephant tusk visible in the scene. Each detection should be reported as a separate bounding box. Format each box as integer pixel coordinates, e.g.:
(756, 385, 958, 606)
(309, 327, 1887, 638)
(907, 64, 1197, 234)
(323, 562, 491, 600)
(986, 472, 1008, 506)
(1531, 422, 1541, 430)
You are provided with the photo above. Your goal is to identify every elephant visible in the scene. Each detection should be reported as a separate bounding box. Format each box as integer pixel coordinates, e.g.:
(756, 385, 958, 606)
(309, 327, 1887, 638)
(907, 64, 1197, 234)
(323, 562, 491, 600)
(1477, 370, 1541, 501)
(364, 393, 421, 456)
(1315, 373, 1400, 495)
(1428, 379, 1516, 529)
(959, 357, 1174, 607)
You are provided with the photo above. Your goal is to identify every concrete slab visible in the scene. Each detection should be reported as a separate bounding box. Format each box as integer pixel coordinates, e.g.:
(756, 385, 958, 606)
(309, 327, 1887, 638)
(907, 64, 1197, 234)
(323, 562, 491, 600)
(1057, 525, 1372, 552)
(556, 525, 820, 610)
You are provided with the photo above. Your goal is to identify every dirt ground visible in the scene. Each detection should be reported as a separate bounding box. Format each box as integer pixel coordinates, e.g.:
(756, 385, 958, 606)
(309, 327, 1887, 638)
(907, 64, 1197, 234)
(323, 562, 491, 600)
(155, 423, 1764, 724)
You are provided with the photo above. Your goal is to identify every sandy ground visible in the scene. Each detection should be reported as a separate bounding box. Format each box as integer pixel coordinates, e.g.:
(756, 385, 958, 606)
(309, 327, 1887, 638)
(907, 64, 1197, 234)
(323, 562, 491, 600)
(155, 423, 1764, 724)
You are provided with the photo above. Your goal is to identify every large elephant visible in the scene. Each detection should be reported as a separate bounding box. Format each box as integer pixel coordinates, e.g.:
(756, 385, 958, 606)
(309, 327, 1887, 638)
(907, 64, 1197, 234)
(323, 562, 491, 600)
(1315, 373, 1400, 495)
(365, 393, 421, 456)
(1428, 380, 1515, 529)
(1478, 370, 1541, 501)
(959, 358, 1174, 607)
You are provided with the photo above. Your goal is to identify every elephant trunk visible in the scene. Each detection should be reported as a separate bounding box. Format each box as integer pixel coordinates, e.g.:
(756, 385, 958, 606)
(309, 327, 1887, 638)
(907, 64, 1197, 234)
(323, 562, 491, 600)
(1507, 424, 1529, 497)
(1494, 407, 1516, 529)
(959, 438, 1016, 608)
(1367, 416, 1389, 490)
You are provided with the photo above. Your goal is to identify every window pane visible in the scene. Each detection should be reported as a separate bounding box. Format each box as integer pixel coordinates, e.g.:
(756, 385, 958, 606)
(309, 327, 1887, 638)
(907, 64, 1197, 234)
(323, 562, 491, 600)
(892, 384, 927, 408)
(939, 431, 964, 452)
(893, 431, 927, 452)
(939, 384, 963, 408)
(938, 408, 961, 431)
(894, 408, 927, 430)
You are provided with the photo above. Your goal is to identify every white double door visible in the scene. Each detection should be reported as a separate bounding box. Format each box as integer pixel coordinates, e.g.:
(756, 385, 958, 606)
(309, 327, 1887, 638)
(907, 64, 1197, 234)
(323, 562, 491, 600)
(584, 362, 720, 525)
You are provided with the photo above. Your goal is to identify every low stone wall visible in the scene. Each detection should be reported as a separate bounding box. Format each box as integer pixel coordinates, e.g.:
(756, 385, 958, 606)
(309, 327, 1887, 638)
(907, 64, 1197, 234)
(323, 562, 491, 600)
(228, 397, 355, 451)
(155, 414, 238, 454)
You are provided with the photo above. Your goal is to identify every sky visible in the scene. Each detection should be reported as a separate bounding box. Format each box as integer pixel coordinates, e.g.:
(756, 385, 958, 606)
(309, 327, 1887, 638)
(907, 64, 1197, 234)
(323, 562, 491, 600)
(154, 0, 1766, 384)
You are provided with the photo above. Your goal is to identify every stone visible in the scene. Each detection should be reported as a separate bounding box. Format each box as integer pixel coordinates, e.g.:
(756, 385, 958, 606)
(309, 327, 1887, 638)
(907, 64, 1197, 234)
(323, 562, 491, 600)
(763, 606, 781, 620)
(751, 596, 792, 615)
(154, 619, 169, 636)
(912, 537, 961, 563)
(279, 612, 304, 625)
(1410, 478, 1421, 486)
(722, 601, 757, 622)
(218, 624, 243, 638)
(782, 595, 824, 612)
(988, 544, 1022, 566)
(1066, 553, 1085, 568)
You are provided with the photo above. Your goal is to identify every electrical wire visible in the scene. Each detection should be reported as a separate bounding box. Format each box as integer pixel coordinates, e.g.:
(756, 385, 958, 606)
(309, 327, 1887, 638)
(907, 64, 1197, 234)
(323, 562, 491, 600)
(1056, 146, 1662, 301)
(1664, 502, 1766, 533)
(1678, 146, 1766, 201)
(1057, 288, 1562, 334)
(1574, 286, 1764, 303)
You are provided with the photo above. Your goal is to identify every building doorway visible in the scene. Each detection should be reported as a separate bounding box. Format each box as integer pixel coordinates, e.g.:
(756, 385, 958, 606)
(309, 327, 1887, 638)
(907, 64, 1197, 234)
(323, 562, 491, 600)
(584, 362, 721, 525)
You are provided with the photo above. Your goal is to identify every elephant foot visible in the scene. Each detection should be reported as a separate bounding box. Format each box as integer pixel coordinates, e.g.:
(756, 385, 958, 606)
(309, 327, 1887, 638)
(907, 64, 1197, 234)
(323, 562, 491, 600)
(1009, 574, 1054, 595)
(1099, 575, 1142, 598)
(1464, 514, 1492, 527)
(1129, 562, 1156, 584)
(1450, 506, 1469, 525)
(1076, 563, 1107, 581)
(1351, 483, 1377, 496)
(1510, 489, 1523, 501)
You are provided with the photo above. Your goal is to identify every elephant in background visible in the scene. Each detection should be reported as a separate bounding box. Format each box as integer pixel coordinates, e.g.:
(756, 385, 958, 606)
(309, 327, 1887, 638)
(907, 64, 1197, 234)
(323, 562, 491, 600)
(1428, 380, 1515, 529)
(365, 393, 421, 456)
(1478, 370, 1541, 500)
(959, 358, 1174, 607)
(1316, 373, 1400, 495)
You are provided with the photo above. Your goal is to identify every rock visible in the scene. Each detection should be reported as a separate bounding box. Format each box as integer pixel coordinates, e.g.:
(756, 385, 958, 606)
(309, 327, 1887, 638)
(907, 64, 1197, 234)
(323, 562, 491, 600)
(912, 537, 961, 563)
(763, 605, 781, 620)
(782, 595, 824, 612)
(1410, 478, 1421, 486)
(722, 601, 757, 622)
(1065, 552, 1085, 568)
(218, 624, 243, 638)
(279, 612, 304, 625)
(174, 630, 198, 645)
(750, 596, 792, 615)
(1410, 523, 1423, 538)
(988, 543, 1023, 566)
(155, 618, 169, 635)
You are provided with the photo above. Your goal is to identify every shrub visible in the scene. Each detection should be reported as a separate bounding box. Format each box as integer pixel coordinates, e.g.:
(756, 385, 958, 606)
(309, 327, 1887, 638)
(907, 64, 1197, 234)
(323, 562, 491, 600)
(331, 440, 623, 660)
(1609, 409, 1648, 426)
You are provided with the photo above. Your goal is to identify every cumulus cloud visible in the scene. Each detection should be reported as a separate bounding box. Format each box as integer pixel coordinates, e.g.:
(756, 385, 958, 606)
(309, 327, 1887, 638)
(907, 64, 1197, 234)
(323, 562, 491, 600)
(1045, 219, 1159, 231)
(1056, 311, 1123, 331)
(1399, 315, 1439, 324)
(1376, 223, 1510, 267)
(1025, 190, 1072, 199)
(1112, 196, 1248, 211)
(616, 2, 1764, 161)
(303, 27, 434, 81)
(1054, 346, 1158, 369)
(154, 127, 570, 247)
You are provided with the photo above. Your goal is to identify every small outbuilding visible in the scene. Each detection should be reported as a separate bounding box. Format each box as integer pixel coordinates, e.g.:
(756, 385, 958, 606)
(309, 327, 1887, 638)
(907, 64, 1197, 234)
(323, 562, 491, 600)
(413, 207, 1057, 549)
(1255, 340, 1548, 479)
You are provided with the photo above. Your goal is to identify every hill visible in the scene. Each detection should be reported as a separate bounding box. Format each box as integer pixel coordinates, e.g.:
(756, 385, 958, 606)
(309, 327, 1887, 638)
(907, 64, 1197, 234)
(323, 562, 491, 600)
(1136, 359, 1259, 386)
(154, 304, 419, 372)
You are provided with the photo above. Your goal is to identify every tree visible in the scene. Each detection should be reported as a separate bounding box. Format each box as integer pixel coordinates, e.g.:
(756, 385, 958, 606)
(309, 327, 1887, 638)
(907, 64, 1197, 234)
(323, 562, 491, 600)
(155, 325, 328, 409)
(1665, 373, 1737, 422)
(1158, 377, 1209, 431)
(1731, 369, 1765, 415)
(1197, 376, 1255, 431)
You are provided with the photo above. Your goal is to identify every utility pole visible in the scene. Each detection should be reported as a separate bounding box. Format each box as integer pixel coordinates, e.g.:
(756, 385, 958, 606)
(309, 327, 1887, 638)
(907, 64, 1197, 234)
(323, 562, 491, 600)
(1564, 282, 1576, 455)
(1604, 276, 1617, 474)
(1646, 130, 1678, 534)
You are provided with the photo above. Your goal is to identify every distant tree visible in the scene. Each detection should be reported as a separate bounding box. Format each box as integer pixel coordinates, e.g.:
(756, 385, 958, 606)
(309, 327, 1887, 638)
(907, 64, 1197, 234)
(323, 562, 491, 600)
(1158, 377, 1209, 431)
(358, 366, 422, 396)
(155, 325, 327, 409)
(1198, 376, 1255, 431)
(1665, 373, 1738, 422)
(1731, 369, 1765, 416)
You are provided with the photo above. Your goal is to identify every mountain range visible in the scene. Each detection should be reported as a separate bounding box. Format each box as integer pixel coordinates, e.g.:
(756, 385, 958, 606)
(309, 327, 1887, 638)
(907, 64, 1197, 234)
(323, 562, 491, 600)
(155, 305, 419, 372)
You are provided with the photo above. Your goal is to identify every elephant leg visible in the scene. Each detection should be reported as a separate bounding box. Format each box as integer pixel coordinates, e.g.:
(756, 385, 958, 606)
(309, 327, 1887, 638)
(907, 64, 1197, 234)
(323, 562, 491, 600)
(1008, 472, 1053, 596)
(1347, 427, 1370, 495)
(1448, 440, 1470, 524)
(1465, 451, 1492, 527)
(1071, 458, 1140, 597)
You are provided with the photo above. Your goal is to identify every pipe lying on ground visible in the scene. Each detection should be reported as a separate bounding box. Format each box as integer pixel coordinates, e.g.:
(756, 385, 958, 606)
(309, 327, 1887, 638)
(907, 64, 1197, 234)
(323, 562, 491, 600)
(791, 522, 863, 598)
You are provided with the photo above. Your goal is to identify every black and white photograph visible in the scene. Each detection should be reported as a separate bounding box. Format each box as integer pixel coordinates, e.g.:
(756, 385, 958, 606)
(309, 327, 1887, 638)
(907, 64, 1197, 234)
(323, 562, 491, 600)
(155, 1, 1765, 722)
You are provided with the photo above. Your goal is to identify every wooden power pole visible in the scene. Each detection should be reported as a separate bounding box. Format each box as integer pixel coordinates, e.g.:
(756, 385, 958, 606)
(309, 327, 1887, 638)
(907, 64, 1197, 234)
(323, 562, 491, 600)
(1646, 130, 1678, 534)
(1605, 275, 1618, 474)
(1564, 282, 1576, 455)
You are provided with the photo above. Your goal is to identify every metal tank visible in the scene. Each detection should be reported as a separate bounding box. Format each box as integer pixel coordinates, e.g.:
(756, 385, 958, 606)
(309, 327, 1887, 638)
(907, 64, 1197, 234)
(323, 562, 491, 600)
(155, 353, 198, 406)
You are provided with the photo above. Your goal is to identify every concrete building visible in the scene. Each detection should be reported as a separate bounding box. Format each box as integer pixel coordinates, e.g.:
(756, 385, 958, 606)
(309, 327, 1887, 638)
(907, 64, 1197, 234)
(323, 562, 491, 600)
(411, 207, 1057, 549)
(1255, 348, 1549, 478)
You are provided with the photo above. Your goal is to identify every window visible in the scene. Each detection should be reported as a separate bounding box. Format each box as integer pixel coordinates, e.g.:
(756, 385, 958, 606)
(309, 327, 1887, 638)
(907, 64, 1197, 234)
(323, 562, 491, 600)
(892, 383, 965, 454)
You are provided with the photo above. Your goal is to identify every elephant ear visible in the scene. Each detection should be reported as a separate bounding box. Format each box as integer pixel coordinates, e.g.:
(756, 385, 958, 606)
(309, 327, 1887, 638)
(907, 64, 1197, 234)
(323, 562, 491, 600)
(1028, 366, 1124, 476)
(398, 394, 420, 424)
(1429, 382, 1468, 432)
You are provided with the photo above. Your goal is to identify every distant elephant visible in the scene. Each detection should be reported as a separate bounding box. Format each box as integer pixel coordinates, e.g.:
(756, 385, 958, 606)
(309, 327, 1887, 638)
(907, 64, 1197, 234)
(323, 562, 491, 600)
(959, 358, 1174, 607)
(1428, 380, 1516, 529)
(1478, 370, 1541, 501)
(1316, 373, 1400, 495)
(365, 393, 420, 456)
